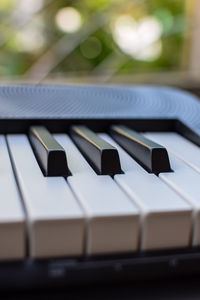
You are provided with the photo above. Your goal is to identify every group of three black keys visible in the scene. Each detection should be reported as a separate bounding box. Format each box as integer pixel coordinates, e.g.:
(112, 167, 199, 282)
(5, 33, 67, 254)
(29, 125, 172, 179)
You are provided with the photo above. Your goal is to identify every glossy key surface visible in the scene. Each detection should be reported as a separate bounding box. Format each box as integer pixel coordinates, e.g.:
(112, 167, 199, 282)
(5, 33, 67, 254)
(101, 133, 192, 251)
(145, 132, 200, 246)
(110, 125, 172, 174)
(7, 134, 85, 258)
(56, 133, 140, 255)
(70, 125, 123, 176)
(29, 126, 70, 177)
(0, 136, 25, 260)
(145, 132, 200, 174)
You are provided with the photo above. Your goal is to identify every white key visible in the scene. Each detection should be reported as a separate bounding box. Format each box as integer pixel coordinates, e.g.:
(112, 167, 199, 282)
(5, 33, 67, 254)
(144, 132, 200, 174)
(0, 136, 25, 260)
(7, 134, 85, 258)
(55, 134, 140, 255)
(145, 132, 200, 246)
(101, 134, 192, 251)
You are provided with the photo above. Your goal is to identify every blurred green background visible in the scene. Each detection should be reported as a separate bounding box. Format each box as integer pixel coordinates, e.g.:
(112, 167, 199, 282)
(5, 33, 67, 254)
(0, 0, 198, 86)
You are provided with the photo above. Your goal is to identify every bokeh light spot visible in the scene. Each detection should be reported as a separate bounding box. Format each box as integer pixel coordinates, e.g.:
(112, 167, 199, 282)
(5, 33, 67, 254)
(80, 37, 102, 59)
(55, 7, 82, 33)
(112, 15, 163, 61)
(14, 26, 45, 53)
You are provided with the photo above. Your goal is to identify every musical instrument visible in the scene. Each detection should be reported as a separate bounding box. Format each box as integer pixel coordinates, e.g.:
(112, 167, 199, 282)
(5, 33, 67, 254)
(1, 84, 200, 289)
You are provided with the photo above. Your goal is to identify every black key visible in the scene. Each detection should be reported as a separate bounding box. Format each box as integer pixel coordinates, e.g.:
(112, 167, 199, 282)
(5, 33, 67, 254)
(110, 125, 172, 174)
(29, 126, 70, 177)
(70, 125, 123, 176)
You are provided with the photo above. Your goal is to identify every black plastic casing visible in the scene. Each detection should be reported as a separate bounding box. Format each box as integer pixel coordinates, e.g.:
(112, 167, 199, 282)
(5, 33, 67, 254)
(0, 84, 200, 288)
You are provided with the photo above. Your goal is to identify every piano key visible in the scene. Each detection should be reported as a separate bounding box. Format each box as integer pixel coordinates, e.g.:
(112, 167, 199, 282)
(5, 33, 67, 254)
(145, 132, 200, 245)
(0, 136, 25, 260)
(7, 134, 85, 258)
(55, 134, 140, 255)
(101, 134, 192, 251)
(145, 132, 200, 174)
(70, 125, 123, 176)
(29, 126, 70, 177)
(110, 125, 172, 174)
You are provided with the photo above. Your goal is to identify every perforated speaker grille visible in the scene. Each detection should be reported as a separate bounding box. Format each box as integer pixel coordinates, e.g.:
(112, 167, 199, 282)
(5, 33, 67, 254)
(0, 84, 199, 127)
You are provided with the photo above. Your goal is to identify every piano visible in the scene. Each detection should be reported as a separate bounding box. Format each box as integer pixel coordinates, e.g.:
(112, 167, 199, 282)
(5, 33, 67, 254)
(1, 83, 200, 289)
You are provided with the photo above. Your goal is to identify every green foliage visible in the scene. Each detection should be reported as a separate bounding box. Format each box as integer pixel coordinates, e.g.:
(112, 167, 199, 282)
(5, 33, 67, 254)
(0, 0, 186, 80)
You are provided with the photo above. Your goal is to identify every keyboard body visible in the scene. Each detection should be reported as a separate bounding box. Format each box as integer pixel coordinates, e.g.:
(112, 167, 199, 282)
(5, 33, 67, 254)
(1, 84, 200, 289)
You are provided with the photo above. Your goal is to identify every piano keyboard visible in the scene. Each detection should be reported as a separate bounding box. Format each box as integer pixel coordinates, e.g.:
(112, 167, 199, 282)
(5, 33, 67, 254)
(1, 84, 200, 286)
(1, 125, 199, 260)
